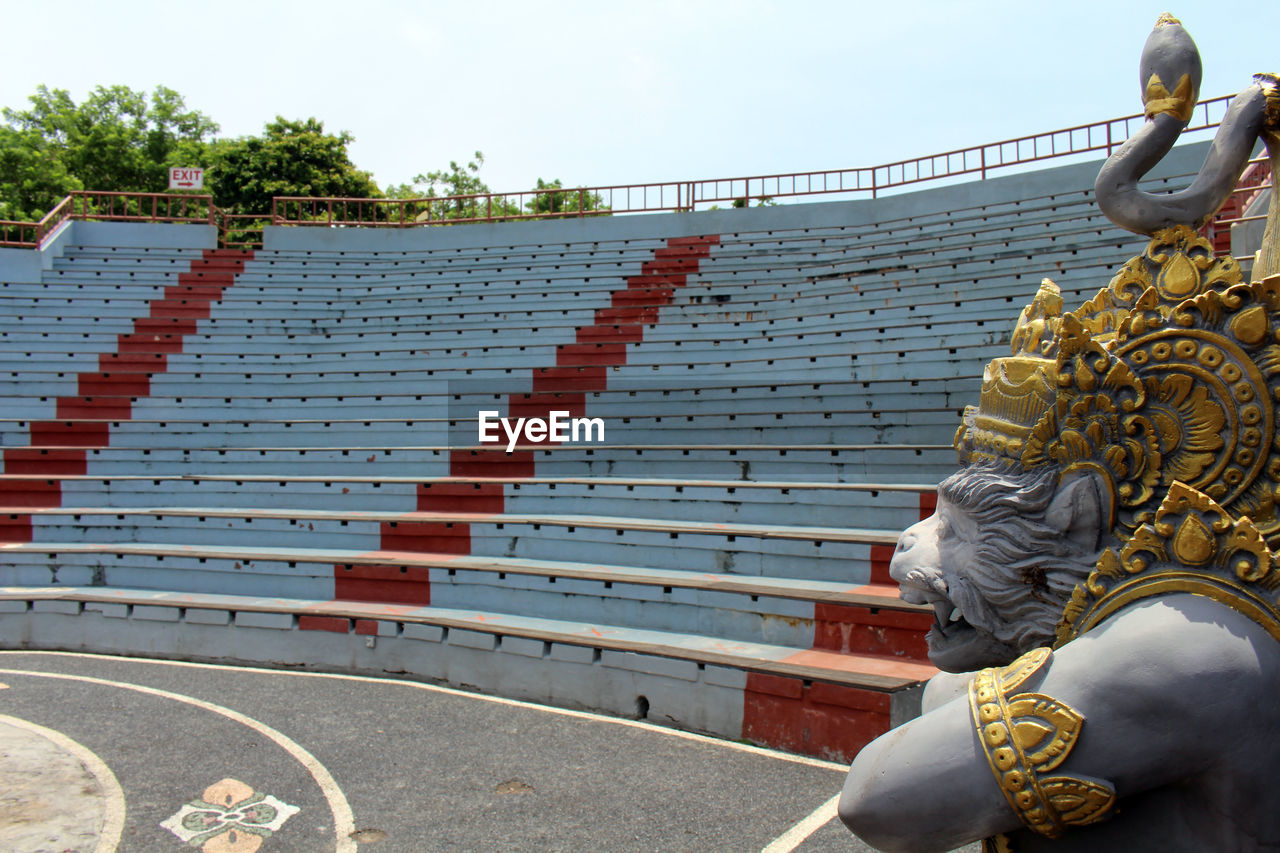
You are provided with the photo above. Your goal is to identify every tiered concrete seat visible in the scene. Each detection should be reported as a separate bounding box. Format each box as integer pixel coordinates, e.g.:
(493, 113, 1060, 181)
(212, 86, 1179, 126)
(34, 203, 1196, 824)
(0, 142, 1213, 760)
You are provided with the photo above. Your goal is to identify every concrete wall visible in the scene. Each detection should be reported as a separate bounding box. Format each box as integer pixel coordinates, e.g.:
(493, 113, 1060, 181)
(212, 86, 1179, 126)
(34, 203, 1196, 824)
(0, 220, 215, 285)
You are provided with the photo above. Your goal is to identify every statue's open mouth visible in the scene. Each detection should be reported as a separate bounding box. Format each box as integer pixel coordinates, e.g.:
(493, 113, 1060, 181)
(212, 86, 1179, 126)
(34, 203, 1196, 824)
(901, 571, 1018, 671)
(924, 597, 985, 667)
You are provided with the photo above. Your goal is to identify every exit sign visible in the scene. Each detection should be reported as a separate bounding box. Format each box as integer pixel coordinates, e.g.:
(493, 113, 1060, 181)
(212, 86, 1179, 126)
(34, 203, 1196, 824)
(169, 167, 205, 190)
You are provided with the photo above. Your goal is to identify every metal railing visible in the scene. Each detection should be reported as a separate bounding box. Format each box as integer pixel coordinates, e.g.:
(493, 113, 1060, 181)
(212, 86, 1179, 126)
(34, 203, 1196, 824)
(1202, 154, 1273, 254)
(0, 191, 214, 249)
(272, 94, 1238, 229)
(216, 213, 269, 250)
(0, 93, 1254, 251)
(0, 220, 38, 248)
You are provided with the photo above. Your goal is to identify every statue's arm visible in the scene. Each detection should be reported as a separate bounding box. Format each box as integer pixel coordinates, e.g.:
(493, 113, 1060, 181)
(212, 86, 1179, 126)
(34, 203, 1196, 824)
(839, 594, 1270, 852)
(919, 670, 972, 713)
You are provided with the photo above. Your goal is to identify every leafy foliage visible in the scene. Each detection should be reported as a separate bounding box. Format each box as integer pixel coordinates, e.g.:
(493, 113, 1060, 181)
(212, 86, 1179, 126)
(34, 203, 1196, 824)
(525, 178, 608, 218)
(205, 117, 381, 215)
(387, 153, 609, 223)
(385, 151, 517, 222)
(0, 86, 606, 228)
(0, 84, 216, 220)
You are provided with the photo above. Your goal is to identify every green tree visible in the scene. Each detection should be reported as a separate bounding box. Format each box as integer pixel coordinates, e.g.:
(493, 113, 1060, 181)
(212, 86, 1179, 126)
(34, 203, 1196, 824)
(524, 177, 608, 218)
(206, 117, 381, 216)
(0, 84, 217, 219)
(385, 151, 518, 222)
(387, 153, 608, 223)
(0, 125, 80, 220)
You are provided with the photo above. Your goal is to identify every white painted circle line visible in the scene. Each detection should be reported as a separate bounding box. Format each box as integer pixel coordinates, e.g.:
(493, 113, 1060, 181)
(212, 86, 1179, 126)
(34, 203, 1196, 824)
(0, 668, 356, 853)
(0, 650, 848, 771)
(760, 793, 840, 853)
(0, 712, 126, 853)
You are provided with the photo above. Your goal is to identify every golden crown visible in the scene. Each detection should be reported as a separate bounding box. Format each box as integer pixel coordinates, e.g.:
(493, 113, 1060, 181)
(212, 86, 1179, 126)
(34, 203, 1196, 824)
(955, 225, 1280, 543)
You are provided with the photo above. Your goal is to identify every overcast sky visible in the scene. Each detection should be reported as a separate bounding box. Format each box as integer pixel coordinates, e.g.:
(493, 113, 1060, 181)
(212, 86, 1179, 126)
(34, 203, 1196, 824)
(0, 1, 1269, 194)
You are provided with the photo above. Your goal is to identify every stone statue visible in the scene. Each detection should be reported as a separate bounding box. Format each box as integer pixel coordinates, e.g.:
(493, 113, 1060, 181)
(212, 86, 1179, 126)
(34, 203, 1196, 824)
(839, 15, 1280, 852)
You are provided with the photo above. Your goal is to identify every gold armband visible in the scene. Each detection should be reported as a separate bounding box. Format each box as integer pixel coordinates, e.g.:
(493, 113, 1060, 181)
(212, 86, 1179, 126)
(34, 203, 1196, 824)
(969, 647, 1116, 838)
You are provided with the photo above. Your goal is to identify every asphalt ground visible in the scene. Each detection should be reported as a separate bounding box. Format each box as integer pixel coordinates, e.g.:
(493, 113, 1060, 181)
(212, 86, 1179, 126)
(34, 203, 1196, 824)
(0, 650, 897, 853)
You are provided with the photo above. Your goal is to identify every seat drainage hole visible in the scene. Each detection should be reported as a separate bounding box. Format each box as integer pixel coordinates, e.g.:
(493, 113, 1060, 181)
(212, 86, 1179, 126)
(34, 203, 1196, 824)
(635, 695, 650, 720)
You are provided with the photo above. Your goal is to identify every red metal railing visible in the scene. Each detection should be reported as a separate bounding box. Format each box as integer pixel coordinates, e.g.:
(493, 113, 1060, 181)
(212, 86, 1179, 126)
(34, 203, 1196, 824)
(216, 213, 269, 250)
(0, 93, 1253, 251)
(66, 190, 214, 224)
(1, 191, 214, 249)
(273, 185, 617, 228)
(33, 194, 75, 246)
(0, 220, 39, 248)
(1205, 154, 1274, 259)
(273, 94, 1238, 229)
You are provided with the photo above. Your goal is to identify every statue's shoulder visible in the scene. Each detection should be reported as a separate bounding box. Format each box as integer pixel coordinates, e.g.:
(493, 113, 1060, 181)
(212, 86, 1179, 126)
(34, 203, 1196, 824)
(1063, 592, 1280, 708)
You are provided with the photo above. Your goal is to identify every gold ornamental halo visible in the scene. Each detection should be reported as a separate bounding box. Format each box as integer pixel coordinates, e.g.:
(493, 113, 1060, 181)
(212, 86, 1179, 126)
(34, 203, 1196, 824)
(955, 225, 1280, 544)
(1057, 481, 1280, 645)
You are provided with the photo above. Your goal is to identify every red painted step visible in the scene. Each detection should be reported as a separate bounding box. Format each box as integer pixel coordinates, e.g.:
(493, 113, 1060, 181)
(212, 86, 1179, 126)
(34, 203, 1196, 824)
(507, 392, 586, 422)
(744, 674, 894, 763)
(417, 482, 504, 514)
(132, 317, 198, 336)
(449, 450, 536, 478)
(98, 353, 167, 371)
(0, 479, 61, 508)
(1, 449, 86, 476)
(3, 247, 253, 541)
(531, 366, 608, 393)
(148, 299, 216, 319)
(333, 564, 432, 606)
(56, 397, 132, 420)
(555, 342, 627, 367)
(116, 333, 186, 354)
(78, 373, 151, 396)
(577, 324, 643, 343)
(29, 421, 111, 447)
(380, 521, 470, 554)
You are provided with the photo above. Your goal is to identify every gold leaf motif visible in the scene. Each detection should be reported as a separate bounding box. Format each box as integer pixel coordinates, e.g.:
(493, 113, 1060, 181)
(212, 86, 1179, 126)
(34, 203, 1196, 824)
(1231, 305, 1269, 346)
(1172, 513, 1216, 565)
(997, 646, 1052, 690)
(1006, 694, 1084, 772)
(1041, 776, 1118, 826)
(1157, 251, 1200, 298)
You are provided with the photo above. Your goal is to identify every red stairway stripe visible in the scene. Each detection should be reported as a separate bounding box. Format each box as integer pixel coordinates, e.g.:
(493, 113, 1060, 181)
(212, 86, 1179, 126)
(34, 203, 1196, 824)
(332, 563, 432, 606)
(919, 490, 937, 520)
(742, 673, 892, 763)
(868, 544, 896, 585)
(416, 482, 505, 514)
(298, 615, 350, 633)
(380, 521, 470, 554)
(812, 602, 932, 660)
(1, 449, 87, 476)
(0, 514, 33, 543)
(743, 518, 931, 758)
(0, 479, 62, 508)
(3, 247, 253, 541)
(362, 236, 721, 613)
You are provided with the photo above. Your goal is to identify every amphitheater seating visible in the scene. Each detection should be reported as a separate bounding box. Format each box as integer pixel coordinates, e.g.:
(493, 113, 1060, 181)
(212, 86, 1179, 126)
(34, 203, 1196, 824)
(0, 145, 1212, 760)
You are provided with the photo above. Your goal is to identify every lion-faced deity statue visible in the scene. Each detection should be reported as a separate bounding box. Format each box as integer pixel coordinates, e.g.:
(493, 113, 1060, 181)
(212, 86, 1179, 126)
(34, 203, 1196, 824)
(841, 15, 1280, 853)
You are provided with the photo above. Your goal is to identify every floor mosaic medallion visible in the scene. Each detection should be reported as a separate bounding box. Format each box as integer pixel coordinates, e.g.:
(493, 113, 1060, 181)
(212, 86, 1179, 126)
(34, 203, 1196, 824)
(160, 778, 299, 852)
